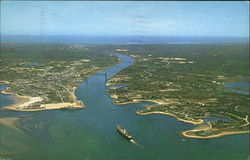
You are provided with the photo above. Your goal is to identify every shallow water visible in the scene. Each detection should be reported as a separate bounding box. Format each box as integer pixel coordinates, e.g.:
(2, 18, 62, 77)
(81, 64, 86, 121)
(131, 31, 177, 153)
(203, 116, 231, 123)
(109, 84, 128, 89)
(0, 52, 249, 160)
(224, 82, 249, 94)
(0, 84, 7, 91)
(25, 62, 40, 67)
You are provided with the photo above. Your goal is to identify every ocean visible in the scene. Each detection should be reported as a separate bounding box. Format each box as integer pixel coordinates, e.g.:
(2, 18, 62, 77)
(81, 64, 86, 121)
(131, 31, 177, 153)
(1, 35, 249, 44)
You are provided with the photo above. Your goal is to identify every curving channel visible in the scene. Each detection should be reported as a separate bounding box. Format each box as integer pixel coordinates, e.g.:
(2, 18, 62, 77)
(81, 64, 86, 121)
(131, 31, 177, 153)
(0, 52, 249, 160)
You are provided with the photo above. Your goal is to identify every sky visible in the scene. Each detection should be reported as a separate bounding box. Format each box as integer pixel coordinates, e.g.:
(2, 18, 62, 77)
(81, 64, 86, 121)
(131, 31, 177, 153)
(1, 1, 249, 37)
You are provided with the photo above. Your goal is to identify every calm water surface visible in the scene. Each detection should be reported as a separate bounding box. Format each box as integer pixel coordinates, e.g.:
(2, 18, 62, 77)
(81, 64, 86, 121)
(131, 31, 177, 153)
(0, 52, 249, 160)
(224, 82, 249, 94)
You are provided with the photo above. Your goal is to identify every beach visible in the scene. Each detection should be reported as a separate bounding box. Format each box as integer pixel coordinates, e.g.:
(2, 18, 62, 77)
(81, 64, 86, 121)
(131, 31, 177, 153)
(111, 97, 204, 125)
(136, 111, 204, 125)
(2, 93, 84, 112)
(181, 130, 250, 139)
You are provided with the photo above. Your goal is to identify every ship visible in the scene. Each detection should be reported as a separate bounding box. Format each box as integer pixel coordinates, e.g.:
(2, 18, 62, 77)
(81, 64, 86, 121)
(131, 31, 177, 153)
(116, 125, 132, 140)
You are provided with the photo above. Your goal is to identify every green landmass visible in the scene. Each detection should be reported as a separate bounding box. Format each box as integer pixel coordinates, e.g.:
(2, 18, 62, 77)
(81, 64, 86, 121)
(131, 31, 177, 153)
(104, 43, 249, 138)
(0, 43, 118, 110)
(1, 43, 249, 138)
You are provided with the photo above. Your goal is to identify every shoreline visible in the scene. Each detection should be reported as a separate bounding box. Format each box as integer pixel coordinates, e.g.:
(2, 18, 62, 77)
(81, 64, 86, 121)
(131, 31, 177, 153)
(112, 98, 163, 105)
(113, 98, 249, 139)
(181, 130, 250, 139)
(0, 55, 119, 112)
(136, 111, 204, 125)
(1, 91, 84, 112)
(138, 111, 250, 139)
(111, 97, 203, 125)
(4, 102, 84, 112)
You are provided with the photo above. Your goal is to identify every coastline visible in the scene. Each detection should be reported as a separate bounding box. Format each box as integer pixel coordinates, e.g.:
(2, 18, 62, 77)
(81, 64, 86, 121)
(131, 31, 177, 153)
(136, 111, 204, 125)
(111, 97, 203, 125)
(0, 80, 11, 84)
(1, 91, 84, 112)
(4, 101, 84, 112)
(113, 97, 249, 139)
(112, 98, 166, 105)
(137, 110, 250, 139)
(181, 130, 250, 139)
(0, 58, 119, 112)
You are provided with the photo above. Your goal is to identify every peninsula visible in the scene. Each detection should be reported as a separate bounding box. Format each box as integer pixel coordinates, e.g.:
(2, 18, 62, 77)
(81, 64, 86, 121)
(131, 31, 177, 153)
(106, 43, 250, 139)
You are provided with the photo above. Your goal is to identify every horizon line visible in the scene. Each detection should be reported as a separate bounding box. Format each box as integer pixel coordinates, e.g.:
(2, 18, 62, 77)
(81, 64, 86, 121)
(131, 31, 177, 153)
(1, 35, 249, 38)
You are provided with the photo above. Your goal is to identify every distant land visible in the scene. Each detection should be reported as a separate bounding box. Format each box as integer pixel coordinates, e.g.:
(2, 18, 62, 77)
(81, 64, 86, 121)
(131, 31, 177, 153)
(1, 35, 249, 44)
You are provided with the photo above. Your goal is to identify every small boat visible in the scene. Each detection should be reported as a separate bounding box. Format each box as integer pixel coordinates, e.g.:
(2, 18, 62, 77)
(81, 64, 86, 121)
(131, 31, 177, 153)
(116, 125, 132, 140)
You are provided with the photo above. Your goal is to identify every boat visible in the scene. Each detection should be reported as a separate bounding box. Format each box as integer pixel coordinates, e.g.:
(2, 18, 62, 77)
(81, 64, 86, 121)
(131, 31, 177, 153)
(116, 125, 132, 140)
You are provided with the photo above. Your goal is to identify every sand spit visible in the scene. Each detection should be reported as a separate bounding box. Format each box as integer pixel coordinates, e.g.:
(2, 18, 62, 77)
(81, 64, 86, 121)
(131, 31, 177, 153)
(181, 130, 250, 139)
(138, 111, 250, 139)
(137, 111, 204, 125)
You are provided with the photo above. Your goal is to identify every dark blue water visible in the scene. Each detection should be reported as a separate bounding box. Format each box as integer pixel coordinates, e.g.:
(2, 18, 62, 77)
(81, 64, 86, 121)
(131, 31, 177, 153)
(1, 35, 249, 44)
(0, 53, 249, 160)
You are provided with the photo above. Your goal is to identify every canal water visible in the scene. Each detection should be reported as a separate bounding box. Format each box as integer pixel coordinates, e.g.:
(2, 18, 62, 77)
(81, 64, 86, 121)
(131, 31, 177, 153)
(0, 53, 249, 160)
(224, 82, 249, 94)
